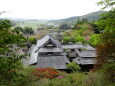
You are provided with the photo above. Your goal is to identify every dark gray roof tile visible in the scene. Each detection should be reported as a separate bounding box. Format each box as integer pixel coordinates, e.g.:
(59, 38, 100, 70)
(73, 58, 96, 65)
(36, 48, 63, 53)
(37, 55, 69, 69)
(61, 44, 84, 49)
(77, 50, 96, 57)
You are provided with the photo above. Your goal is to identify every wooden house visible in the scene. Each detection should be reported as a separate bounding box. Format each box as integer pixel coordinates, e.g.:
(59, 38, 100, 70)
(29, 34, 70, 69)
(28, 34, 97, 71)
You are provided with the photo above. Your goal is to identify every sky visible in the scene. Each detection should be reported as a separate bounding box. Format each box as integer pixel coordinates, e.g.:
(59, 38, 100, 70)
(0, 0, 108, 19)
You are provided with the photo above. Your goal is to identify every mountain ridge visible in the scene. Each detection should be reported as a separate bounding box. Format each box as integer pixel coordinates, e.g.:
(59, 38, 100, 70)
(48, 11, 107, 25)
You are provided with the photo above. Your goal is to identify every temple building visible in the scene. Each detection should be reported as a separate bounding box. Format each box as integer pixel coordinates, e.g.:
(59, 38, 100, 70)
(29, 34, 70, 69)
(29, 34, 96, 71)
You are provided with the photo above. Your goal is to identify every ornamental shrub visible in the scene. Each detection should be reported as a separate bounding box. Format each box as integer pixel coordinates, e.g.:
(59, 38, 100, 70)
(32, 68, 60, 79)
(67, 62, 81, 73)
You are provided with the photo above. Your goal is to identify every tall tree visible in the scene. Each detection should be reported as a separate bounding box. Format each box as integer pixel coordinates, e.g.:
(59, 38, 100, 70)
(94, 1, 115, 85)
(94, 0, 115, 73)
(0, 19, 26, 85)
(59, 23, 71, 30)
(23, 27, 34, 34)
(95, 9, 115, 43)
(0, 20, 26, 55)
(97, 0, 115, 9)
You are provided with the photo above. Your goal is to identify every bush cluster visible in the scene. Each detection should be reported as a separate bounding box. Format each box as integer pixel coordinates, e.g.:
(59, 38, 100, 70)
(32, 68, 60, 79)
(67, 62, 81, 73)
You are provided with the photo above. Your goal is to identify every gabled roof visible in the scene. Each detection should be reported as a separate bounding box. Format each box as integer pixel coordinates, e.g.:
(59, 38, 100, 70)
(37, 55, 69, 69)
(35, 34, 62, 52)
(83, 45, 96, 50)
(77, 50, 96, 58)
(36, 48, 63, 53)
(61, 44, 95, 50)
(63, 55, 70, 63)
(73, 50, 96, 65)
(73, 58, 96, 65)
(79, 58, 96, 65)
(61, 44, 84, 49)
(38, 34, 61, 48)
(29, 45, 38, 65)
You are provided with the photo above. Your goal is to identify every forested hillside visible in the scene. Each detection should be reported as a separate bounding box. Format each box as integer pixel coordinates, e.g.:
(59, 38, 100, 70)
(48, 11, 107, 25)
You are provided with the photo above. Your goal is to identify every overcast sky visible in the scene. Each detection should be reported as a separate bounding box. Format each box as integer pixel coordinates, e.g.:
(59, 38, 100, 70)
(0, 0, 108, 19)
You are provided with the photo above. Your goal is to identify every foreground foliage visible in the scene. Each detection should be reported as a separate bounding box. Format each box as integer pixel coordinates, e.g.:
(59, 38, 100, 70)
(0, 19, 28, 86)
(43, 73, 85, 86)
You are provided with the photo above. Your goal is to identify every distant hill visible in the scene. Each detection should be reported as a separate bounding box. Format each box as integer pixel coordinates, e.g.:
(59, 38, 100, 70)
(48, 11, 107, 25)
(0, 11, 107, 27)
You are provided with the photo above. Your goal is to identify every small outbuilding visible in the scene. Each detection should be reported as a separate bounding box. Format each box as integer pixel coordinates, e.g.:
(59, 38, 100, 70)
(73, 50, 96, 71)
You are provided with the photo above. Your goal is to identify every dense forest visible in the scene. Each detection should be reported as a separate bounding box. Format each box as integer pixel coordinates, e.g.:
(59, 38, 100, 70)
(0, 0, 115, 86)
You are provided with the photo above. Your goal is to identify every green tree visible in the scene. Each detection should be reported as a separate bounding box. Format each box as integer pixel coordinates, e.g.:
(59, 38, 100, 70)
(95, 9, 115, 44)
(95, 0, 115, 66)
(0, 19, 11, 30)
(59, 23, 71, 30)
(73, 18, 89, 30)
(95, 9, 115, 30)
(81, 18, 89, 24)
(89, 34, 101, 46)
(23, 27, 34, 34)
(63, 37, 71, 43)
(0, 19, 26, 85)
(75, 35, 86, 44)
(76, 17, 82, 24)
(94, 1, 115, 85)
(14, 26, 23, 33)
(0, 20, 26, 54)
(97, 0, 115, 9)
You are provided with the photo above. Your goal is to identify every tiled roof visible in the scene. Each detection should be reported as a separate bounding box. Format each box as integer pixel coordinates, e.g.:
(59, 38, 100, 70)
(36, 48, 63, 53)
(37, 55, 69, 69)
(77, 50, 96, 57)
(73, 58, 96, 65)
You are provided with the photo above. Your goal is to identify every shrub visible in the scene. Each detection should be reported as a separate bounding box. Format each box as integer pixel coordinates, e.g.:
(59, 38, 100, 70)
(75, 35, 86, 44)
(43, 73, 85, 86)
(88, 34, 101, 47)
(0, 57, 37, 86)
(100, 63, 115, 86)
(29, 37, 37, 44)
(67, 62, 81, 73)
(82, 72, 102, 86)
(32, 68, 60, 79)
(63, 37, 71, 43)
(16, 66, 37, 86)
(0, 57, 24, 86)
